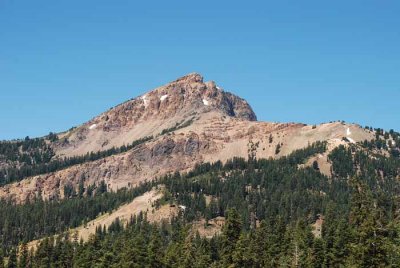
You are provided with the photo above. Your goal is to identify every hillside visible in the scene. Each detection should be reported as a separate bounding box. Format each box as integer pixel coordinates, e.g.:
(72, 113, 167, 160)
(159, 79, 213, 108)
(1, 139, 400, 267)
(0, 74, 378, 203)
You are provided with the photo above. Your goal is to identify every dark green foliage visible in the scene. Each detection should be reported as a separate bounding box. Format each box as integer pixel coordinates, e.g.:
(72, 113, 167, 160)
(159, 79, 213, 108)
(160, 141, 335, 227)
(328, 145, 354, 177)
(360, 128, 400, 158)
(47, 132, 58, 142)
(160, 118, 194, 135)
(0, 181, 153, 250)
(0, 137, 54, 166)
(221, 208, 242, 266)
(275, 143, 281, 154)
(0, 137, 55, 185)
(312, 160, 319, 170)
(347, 177, 392, 267)
(22, 177, 399, 268)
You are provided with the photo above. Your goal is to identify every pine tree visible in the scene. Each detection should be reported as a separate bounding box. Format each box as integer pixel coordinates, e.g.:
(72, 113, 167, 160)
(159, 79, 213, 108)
(221, 208, 242, 266)
(312, 238, 324, 268)
(193, 237, 212, 268)
(330, 219, 351, 267)
(164, 242, 181, 267)
(232, 233, 254, 267)
(147, 228, 164, 268)
(120, 233, 147, 267)
(275, 143, 281, 155)
(348, 177, 390, 267)
(312, 160, 319, 170)
(181, 236, 196, 268)
(99, 252, 115, 268)
(293, 220, 313, 268)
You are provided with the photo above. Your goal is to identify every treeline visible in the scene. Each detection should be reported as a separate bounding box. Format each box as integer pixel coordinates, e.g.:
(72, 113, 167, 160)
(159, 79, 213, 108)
(361, 127, 400, 158)
(328, 144, 400, 193)
(0, 136, 54, 166)
(0, 136, 152, 186)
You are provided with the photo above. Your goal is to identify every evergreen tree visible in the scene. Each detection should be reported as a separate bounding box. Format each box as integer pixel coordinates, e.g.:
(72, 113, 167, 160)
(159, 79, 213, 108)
(181, 236, 196, 268)
(348, 177, 391, 267)
(232, 233, 254, 267)
(312, 238, 324, 268)
(147, 228, 164, 268)
(221, 208, 242, 266)
(312, 160, 319, 170)
(330, 219, 351, 267)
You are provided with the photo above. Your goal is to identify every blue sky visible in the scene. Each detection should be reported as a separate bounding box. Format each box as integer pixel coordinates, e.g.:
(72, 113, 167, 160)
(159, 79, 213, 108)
(1, 1, 399, 140)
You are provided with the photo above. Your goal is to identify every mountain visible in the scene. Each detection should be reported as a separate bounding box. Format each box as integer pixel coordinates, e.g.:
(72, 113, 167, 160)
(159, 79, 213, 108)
(1, 73, 400, 267)
(54, 73, 256, 158)
(0, 73, 377, 203)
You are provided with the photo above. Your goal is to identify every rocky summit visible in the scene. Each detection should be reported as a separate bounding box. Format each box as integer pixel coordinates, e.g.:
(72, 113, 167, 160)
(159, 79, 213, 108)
(54, 73, 256, 158)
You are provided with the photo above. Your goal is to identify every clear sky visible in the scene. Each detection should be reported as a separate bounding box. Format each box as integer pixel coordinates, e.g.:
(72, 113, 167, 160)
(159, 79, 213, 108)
(1, 1, 399, 140)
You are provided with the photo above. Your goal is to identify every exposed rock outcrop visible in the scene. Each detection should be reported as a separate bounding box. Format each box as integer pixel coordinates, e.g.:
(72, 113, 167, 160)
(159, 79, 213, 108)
(54, 73, 255, 158)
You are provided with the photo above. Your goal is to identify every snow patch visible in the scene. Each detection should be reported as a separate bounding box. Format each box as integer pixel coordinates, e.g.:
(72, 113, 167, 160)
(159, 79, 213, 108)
(346, 127, 352, 136)
(347, 137, 356, 143)
(178, 205, 187, 211)
(89, 124, 97, 130)
(160, 94, 168, 101)
(216, 86, 221, 90)
(141, 95, 149, 107)
(203, 99, 209, 106)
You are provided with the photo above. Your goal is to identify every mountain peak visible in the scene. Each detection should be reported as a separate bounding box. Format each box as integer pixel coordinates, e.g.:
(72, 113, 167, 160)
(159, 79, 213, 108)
(139, 73, 256, 122)
(173, 72, 204, 83)
(54, 74, 257, 158)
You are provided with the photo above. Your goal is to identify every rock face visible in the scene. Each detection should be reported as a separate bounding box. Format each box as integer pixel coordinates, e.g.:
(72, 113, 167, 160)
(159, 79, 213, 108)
(55, 73, 256, 158)
(0, 73, 375, 203)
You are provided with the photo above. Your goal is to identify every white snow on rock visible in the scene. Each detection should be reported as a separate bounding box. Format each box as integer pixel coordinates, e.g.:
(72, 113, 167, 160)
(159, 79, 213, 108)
(216, 86, 221, 90)
(345, 127, 355, 143)
(178, 205, 187, 211)
(347, 137, 356, 143)
(89, 124, 97, 130)
(160, 94, 168, 101)
(141, 95, 149, 107)
(203, 99, 209, 106)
